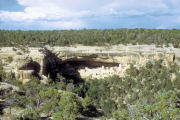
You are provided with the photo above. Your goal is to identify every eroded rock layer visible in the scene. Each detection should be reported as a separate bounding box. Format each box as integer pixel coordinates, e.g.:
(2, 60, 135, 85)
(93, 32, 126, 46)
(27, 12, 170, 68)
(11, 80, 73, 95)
(0, 45, 177, 83)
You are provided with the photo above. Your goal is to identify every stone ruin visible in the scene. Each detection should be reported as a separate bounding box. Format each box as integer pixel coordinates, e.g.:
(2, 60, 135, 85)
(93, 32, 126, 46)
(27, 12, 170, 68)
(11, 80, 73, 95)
(0, 45, 176, 83)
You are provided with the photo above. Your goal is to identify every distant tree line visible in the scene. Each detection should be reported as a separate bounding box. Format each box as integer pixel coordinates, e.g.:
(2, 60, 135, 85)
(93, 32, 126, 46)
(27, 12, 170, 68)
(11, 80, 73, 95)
(0, 29, 180, 47)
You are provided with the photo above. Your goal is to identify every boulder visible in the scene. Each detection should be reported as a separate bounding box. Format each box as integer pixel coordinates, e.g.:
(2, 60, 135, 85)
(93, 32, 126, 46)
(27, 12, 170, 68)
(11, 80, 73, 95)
(0, 82, 19, 98)
(0, 82, 19, 92)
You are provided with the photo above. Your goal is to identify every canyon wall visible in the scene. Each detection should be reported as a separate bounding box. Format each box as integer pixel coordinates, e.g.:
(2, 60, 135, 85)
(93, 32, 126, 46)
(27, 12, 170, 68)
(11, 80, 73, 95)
(0, 45, 177, 83)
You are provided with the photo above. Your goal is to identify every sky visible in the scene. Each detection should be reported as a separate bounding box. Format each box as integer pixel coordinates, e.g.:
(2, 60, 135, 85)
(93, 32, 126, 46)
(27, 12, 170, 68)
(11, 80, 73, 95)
(0, 0, 180, 30)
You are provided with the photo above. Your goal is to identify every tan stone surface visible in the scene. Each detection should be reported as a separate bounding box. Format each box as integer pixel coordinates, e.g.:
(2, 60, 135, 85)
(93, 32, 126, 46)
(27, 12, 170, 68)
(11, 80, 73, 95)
(0, 45, 178, 81)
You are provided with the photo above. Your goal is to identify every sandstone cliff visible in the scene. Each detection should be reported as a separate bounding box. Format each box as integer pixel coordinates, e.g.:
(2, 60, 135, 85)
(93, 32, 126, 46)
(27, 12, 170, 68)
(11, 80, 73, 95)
(0, 45, 177, 83)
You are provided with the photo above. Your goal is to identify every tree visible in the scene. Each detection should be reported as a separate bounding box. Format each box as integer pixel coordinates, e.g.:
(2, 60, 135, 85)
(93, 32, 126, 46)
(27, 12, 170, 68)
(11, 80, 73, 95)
(0, 60, 5, 82)
(112, 91, 180, 119)
(52, 92, 83, 120)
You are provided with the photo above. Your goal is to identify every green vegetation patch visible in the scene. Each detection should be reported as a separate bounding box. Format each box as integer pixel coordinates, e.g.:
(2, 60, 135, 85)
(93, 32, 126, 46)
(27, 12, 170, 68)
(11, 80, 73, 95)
(1, 29, 180, 47)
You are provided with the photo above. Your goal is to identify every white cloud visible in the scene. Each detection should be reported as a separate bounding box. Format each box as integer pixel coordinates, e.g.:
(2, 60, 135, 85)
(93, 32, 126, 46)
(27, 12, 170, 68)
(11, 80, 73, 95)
(17, 0, 111, 11)
(0, 0, 180, 29)
(4, 0, 172, 21)
(0, 0, 92, 28)
(105, 0, 167, 9)
(0, 11, 45, 21)
(37, 19, 86, 29)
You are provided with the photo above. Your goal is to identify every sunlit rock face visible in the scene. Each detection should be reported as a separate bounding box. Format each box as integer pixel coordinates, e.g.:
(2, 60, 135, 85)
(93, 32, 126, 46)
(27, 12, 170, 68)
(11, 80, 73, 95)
(0, 45, 177, 83)
(12, 55, 40, 83)
(53, 45, 175, 65)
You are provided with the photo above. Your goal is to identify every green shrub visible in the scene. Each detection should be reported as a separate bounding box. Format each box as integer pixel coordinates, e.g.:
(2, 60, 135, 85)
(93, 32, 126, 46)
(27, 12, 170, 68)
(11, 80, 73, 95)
(0, 60, 5, 82)
(112, 91, 180, 119)
(7, 57, 13, 63)
(52, 92, 83, 120)
(102, 99, 117, 118)
(20, 108, 41, 120)
(86, 61, 180, 118)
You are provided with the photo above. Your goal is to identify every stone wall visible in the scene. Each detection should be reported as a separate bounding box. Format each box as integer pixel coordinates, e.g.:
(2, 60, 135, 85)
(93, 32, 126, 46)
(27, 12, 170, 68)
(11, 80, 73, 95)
(78, 64, 130, 79)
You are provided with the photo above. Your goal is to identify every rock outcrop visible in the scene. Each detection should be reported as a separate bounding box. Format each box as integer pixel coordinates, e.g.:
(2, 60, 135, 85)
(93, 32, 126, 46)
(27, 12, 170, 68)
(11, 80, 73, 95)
(0, 45, 178, 82)
(0, 82, 19, 92)
(13, 55, 40, 83)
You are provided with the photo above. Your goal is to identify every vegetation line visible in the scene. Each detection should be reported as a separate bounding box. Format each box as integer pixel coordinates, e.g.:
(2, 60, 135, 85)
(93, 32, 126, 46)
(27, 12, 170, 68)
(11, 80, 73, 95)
(0, 29, 180, 47)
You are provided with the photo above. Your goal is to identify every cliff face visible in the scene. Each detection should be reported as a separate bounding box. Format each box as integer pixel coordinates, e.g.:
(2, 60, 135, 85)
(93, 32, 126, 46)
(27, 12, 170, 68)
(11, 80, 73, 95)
(0, 45, 176, 83)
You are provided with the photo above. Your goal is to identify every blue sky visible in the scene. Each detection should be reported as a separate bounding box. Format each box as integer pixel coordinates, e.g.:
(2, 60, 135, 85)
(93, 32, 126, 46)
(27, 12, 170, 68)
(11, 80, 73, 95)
(0, 0, 180, 30)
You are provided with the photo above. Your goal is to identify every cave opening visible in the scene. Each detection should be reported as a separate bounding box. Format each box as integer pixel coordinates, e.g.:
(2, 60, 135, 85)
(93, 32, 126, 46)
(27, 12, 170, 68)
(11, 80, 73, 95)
(65, 59, 119, 70)
(43, 58, 120, 83)
(41, 48, 120, 83)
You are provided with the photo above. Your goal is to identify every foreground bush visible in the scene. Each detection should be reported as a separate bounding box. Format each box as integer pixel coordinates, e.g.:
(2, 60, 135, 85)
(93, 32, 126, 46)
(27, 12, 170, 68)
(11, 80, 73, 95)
(113, 90, 180, 119)
(0, 60, 6, 82)
(86, 61, 180, 118)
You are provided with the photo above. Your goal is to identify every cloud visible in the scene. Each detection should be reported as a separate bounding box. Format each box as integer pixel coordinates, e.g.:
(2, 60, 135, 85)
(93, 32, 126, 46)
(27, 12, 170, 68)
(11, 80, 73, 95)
(0, 0, 180, 29)
(105, 0, 167, 10)
(0, 0, 95, 29)
(37, 19, 86, 29)
(0, 11, 45, 21)
(2, 0, 172, 21)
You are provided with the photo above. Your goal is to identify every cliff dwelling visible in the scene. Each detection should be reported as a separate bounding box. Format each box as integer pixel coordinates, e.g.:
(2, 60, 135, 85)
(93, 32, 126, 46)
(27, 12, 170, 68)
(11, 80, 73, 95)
(0, 45, 176, 83)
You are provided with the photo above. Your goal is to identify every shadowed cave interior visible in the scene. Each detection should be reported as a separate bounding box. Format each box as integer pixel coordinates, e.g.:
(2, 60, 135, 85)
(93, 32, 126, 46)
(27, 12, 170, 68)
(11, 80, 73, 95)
(41, 48, 119, 83)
